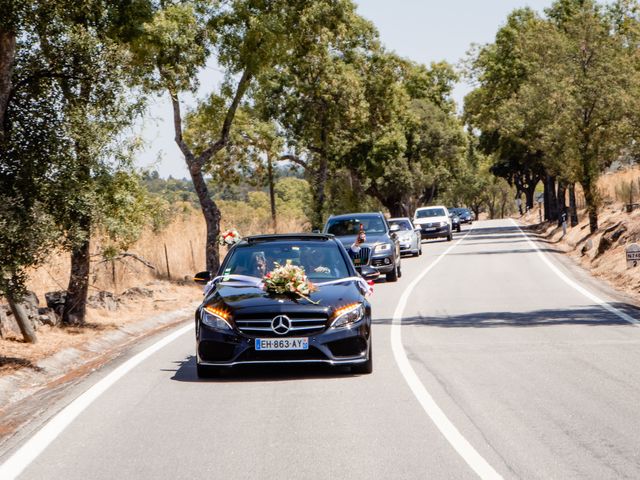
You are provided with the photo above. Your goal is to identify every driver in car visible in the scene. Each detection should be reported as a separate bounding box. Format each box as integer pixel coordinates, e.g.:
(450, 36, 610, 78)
(303, 248, 334, 275)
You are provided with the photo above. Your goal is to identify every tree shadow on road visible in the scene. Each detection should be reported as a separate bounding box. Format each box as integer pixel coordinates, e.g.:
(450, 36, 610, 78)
(372, 304, 640, 328)
(166, 355, 358, 383)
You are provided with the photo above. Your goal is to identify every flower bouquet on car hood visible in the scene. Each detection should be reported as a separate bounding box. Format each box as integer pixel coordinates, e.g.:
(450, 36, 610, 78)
(218, 228, 241, 247)
(263, 261, 318, 304)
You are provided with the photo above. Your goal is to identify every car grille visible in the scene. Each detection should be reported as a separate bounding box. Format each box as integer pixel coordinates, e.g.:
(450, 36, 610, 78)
(235, 315, 328, 337)
(353, 246, 371, 265)
(421, 222, 438, 229)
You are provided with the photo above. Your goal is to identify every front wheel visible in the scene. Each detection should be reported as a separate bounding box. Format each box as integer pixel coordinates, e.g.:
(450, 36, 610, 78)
(447, 233, 453, 242)
(456, 225, 461, 233)
(352, 345, 372, 374)
(386, 265, 398, 282)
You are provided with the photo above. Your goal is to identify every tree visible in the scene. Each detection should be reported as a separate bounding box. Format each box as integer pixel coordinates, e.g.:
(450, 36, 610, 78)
(464, 8, 546, 211)
(344, 54, 465, 217)
(537, 0, 640, 231)
(257, 5, 376, 228)
(136, 0, 368, 268)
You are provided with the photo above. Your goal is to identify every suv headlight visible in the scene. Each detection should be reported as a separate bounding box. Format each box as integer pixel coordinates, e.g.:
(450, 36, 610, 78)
(374, 242, 392, 253)
(331, 303, 365, 328)
(201, 305, 232, 331)
(440, 221, 448, 227)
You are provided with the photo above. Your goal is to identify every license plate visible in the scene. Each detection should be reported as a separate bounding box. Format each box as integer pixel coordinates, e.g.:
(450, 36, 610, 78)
(255, 338, 309, 350)
(424, 227, 437, 232)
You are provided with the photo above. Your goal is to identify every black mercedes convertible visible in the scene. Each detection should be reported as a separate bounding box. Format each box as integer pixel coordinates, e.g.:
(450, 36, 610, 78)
(193, 234, 377, 377)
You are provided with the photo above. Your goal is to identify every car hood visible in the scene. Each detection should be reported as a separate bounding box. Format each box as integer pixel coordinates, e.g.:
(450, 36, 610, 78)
(203, 281, 364, 318)
(414, 217, 448, 225)
(334, 233, 390, 249)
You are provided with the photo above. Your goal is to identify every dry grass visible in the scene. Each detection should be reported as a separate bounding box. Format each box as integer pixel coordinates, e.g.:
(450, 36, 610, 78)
(0, 282, 201, 374)
(27, 206, 308, 301)
(598, 167, 640, 205)
(1, 204, 307, 376)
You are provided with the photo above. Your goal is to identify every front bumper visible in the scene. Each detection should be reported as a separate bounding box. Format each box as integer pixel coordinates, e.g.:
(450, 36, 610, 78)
(197, 319, 371, 367)
(369, 254, 395, 273)
(419, 224, 450, 239)
(398, 239, 417, 253)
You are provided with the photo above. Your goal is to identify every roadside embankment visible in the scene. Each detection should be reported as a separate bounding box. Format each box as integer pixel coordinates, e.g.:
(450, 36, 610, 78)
(518, 203, 640, 299)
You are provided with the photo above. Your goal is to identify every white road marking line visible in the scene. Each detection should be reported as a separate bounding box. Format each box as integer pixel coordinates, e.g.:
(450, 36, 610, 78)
(511, 218, 640, 327)
(0, 323, 194, 480)
(390, 228, 504, 480)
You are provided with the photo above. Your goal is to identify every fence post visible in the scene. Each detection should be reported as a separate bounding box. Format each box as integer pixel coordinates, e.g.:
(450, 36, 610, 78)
(190, 240, 196, 271)
(164, 243, 171, 279)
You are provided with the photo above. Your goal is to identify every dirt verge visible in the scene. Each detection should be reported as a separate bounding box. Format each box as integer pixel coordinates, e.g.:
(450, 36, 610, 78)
(517, 203, 640, 299)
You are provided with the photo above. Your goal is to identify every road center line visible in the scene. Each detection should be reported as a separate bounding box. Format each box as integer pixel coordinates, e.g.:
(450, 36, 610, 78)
(0, 323, 194, 480)
(511, 218, 640, 327)
(390, 227, 504, 480)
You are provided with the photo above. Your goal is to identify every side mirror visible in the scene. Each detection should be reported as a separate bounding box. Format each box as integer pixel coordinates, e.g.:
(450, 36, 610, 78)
(359, 265, 380, 281)
(193, 271, 211, 285)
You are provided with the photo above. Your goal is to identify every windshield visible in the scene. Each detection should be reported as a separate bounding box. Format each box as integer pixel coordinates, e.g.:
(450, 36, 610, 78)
(415, 208, 446, 218)
(222, 241, 350, 281)
(389, 219, 413, 231)
(326, 216, 387, 235)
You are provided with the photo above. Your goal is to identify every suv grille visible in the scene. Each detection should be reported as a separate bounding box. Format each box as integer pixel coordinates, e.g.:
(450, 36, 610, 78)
(353, 246, 371, 265)
(235, 315, 327, 337)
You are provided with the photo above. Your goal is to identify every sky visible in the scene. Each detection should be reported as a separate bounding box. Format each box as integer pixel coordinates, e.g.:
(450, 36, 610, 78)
(134, 0, 554, 179)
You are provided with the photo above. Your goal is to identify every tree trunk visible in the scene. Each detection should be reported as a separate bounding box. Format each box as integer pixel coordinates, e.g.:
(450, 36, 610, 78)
(556, 180, 567, 226)
(6, 288, 37, 343)
(581, 176, 599, 233)
(523, 181, 537, 210)
(62, 216, 91, 325)
(568, 183, 579, 227)
(386, 199, 406, 218)
(0, 29, 16, 137)
(267, 154, 277, 233)
(190, 166, 221, 272)
(544, 175, 558, 222)
(471, 203, 481, 219)
(310, 156, 329, 230)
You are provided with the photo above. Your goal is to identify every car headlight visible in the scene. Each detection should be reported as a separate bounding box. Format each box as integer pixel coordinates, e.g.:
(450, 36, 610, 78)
(201, 305, 232, 331)
(331, 303, 365, 328)
(374, 242, 392, 253)
(440, 221, 448, 227)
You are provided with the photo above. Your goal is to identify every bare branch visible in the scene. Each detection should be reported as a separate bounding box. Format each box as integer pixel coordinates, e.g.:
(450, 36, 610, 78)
(169, 90, 196, 167)
(96, 253, 156, 270)
(279, 153, 309, 169)
(196, 68, 254, 168)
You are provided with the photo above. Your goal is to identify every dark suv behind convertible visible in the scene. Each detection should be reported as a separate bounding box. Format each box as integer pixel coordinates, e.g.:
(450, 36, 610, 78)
(323, 212, 401, 282)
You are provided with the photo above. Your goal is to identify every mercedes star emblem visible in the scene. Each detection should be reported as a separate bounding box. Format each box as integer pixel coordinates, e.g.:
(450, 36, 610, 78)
(271, 315, 291, 335)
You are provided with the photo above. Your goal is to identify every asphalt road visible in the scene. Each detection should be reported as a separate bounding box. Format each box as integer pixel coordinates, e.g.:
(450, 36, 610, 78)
(3, 219, 640, 479)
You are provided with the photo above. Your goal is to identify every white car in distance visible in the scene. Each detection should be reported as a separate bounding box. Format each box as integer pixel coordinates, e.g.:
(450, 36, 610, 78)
(413, 206, 453, 242)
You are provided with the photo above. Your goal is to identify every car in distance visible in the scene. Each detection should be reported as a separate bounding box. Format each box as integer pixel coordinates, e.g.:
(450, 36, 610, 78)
(388, 217, 422, 256)
(323, 212, 402, 282)
(193, 234, 374, 377)
(450, 211, 461, 233)
(413, 206, 452, 241)
(451, 207, 474, 224)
